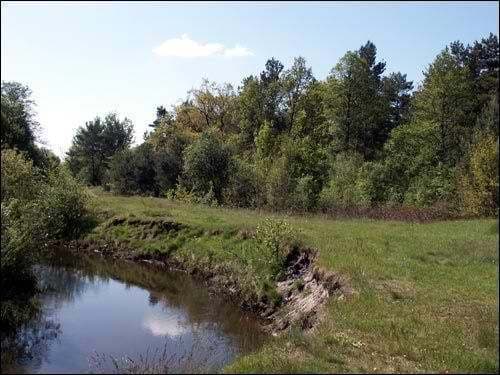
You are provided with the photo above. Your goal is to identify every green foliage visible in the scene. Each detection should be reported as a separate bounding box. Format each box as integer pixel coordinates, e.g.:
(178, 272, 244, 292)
(1, 148, 39, 202)
(255, 120, 275, 159)
(255, 218, 294, 268)
(148, 122, 193, 195)
(1, 149, 90, 318)
(403, 165, 456, 207)
(182, 130, 232, 203)
(458, 133, 499, 215)
(222, 158, 258, 208)
(263, 156, 294, 211)
(290, 175, 318, 211)
(413, 49, 476, 165)
(108, 144, 157, 196)
(53, 35, 499, 217)
(66, 113, 134, 185)
(324, 43, 393, 160)
(380, 120, 457, 206)
(1, 82, 39, 161)
(34, 166, 91, 240)
(318, 153, 372, 208)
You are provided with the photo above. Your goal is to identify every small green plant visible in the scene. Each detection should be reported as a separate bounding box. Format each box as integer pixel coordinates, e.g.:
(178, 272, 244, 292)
(255, 218, 294, 264)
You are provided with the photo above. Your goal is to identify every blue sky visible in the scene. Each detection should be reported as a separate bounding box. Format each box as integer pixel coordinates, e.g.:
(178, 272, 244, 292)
(1, 1, 498, 158)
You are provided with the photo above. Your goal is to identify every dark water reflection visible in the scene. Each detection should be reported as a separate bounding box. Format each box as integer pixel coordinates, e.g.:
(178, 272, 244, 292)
(1, 252, 266, 374)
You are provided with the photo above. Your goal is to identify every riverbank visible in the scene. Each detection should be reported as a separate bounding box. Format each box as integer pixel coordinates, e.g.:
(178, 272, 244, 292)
(53, 215, 351, 334)
(68, 188, 498, 373)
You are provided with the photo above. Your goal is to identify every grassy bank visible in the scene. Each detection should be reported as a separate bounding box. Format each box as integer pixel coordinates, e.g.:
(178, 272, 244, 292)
(83, 188, 498, 373)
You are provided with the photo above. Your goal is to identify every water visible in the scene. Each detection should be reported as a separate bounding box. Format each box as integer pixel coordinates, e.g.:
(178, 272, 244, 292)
(1, 253, 266, 374)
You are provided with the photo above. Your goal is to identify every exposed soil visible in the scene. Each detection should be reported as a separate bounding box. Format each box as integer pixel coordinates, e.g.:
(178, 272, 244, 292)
(50, 219, 352, 334)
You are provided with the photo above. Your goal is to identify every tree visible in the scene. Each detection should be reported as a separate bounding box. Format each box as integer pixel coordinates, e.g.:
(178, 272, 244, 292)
(189, 79, 237, 133)
(282, 56, 315, 130)
(148, 106, 174, 129)
(260, 58, 287, 131)
(450, 33, 499, 116)
(236, 75, 264, 151)
(66, 113, 133, 185)
(0, 81, 46, 167)
(108, 143, 157, 196)
(382, 72, 414, 130)
(147, 120, 194, 195)
(324, 48, 388, 159)
(458, 133, 498, 215)
(413, 48, 476, 165)
(181, 130, 232, 202)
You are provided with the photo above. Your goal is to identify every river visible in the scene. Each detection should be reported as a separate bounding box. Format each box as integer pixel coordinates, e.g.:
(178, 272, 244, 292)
(1, 252, 266, 374)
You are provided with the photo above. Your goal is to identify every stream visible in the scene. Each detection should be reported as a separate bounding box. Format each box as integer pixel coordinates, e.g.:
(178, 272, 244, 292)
(1, 252, 267, 374)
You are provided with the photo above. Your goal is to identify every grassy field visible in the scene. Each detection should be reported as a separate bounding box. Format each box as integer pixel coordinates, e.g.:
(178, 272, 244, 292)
(85, 189, 498, 373)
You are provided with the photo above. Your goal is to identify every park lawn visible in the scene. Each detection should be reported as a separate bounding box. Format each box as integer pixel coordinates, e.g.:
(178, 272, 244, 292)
(87, 188, 499, 373)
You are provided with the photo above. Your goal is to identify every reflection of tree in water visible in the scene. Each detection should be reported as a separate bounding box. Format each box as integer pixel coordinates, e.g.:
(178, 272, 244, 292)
(75, 256, 267, 354)
(1, 260, 104, 373)
(1, 305, 61, 373)
(2, 251, 267, 373)
(50, 252, 266, 356)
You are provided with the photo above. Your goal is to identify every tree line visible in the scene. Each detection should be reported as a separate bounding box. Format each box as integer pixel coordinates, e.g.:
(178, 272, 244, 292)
(65, 33, 499, 216)
(5, 33, 497, 218)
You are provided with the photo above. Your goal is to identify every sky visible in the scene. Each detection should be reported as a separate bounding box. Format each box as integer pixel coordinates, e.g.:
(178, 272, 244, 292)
(1, 1, 498, 158)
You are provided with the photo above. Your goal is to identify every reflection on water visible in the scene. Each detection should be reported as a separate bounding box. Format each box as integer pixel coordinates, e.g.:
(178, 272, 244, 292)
(142, 310, 188, 337)
(1, 252, 266, 374)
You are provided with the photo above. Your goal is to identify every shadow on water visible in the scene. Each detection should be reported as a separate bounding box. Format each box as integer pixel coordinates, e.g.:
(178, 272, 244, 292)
(1, 250, 267, 374)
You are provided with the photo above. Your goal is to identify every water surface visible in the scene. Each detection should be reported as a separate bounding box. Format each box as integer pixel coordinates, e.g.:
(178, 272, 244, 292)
(1, 253, 266, 374)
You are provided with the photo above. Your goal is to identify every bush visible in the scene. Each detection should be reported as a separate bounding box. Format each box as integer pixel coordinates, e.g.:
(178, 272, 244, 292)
(154, 150, 182, 196)
(290, 175, 317, 211)
(222, 159, 258, 208)
(382, 120, 441, 204)
(1, 150, 90, 332)
(1, 151, 90, 273)
(318, 152, 372, 209)
(403, 164, 456, 207)
(458, 133, 499, 216)
(1, 150, 41, 292)
(263, 156, 294, 211)
(1, 148, 39, 202)
(34, 166, 90, 240)
(255, 218, 295, 274)
(108, 144, 157, 196)
(182, 131, 232, 203)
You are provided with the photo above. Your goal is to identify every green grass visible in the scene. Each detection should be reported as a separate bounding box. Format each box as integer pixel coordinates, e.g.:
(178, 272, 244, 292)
(86, 188, 499, 373)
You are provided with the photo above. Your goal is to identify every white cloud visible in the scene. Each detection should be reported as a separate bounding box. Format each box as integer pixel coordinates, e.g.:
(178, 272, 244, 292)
(153, 34, 253, 58)
(142, 311, 187, 337)
(224, 44, 254, 57)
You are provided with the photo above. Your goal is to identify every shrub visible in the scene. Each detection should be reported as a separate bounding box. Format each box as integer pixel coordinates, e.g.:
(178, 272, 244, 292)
(255, 218, 294, 273)
(263, 156, 294, 211)
(108, 148, 137, 194)
(34, 166, 90, 240)
(108, 144, 157, 196)
(154, 150, 182, 196)
(290, 175, 317, 211)
(318, 152, 372, 209)
(1, 148, 39, 202)
(1, 151, 90, 332)
(403, 164, 456, 207)
(222, 159, 258, 208)
(382, 120, 441, 204)
(182, 131, 232, 203)
(458, 133, 499, 216)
